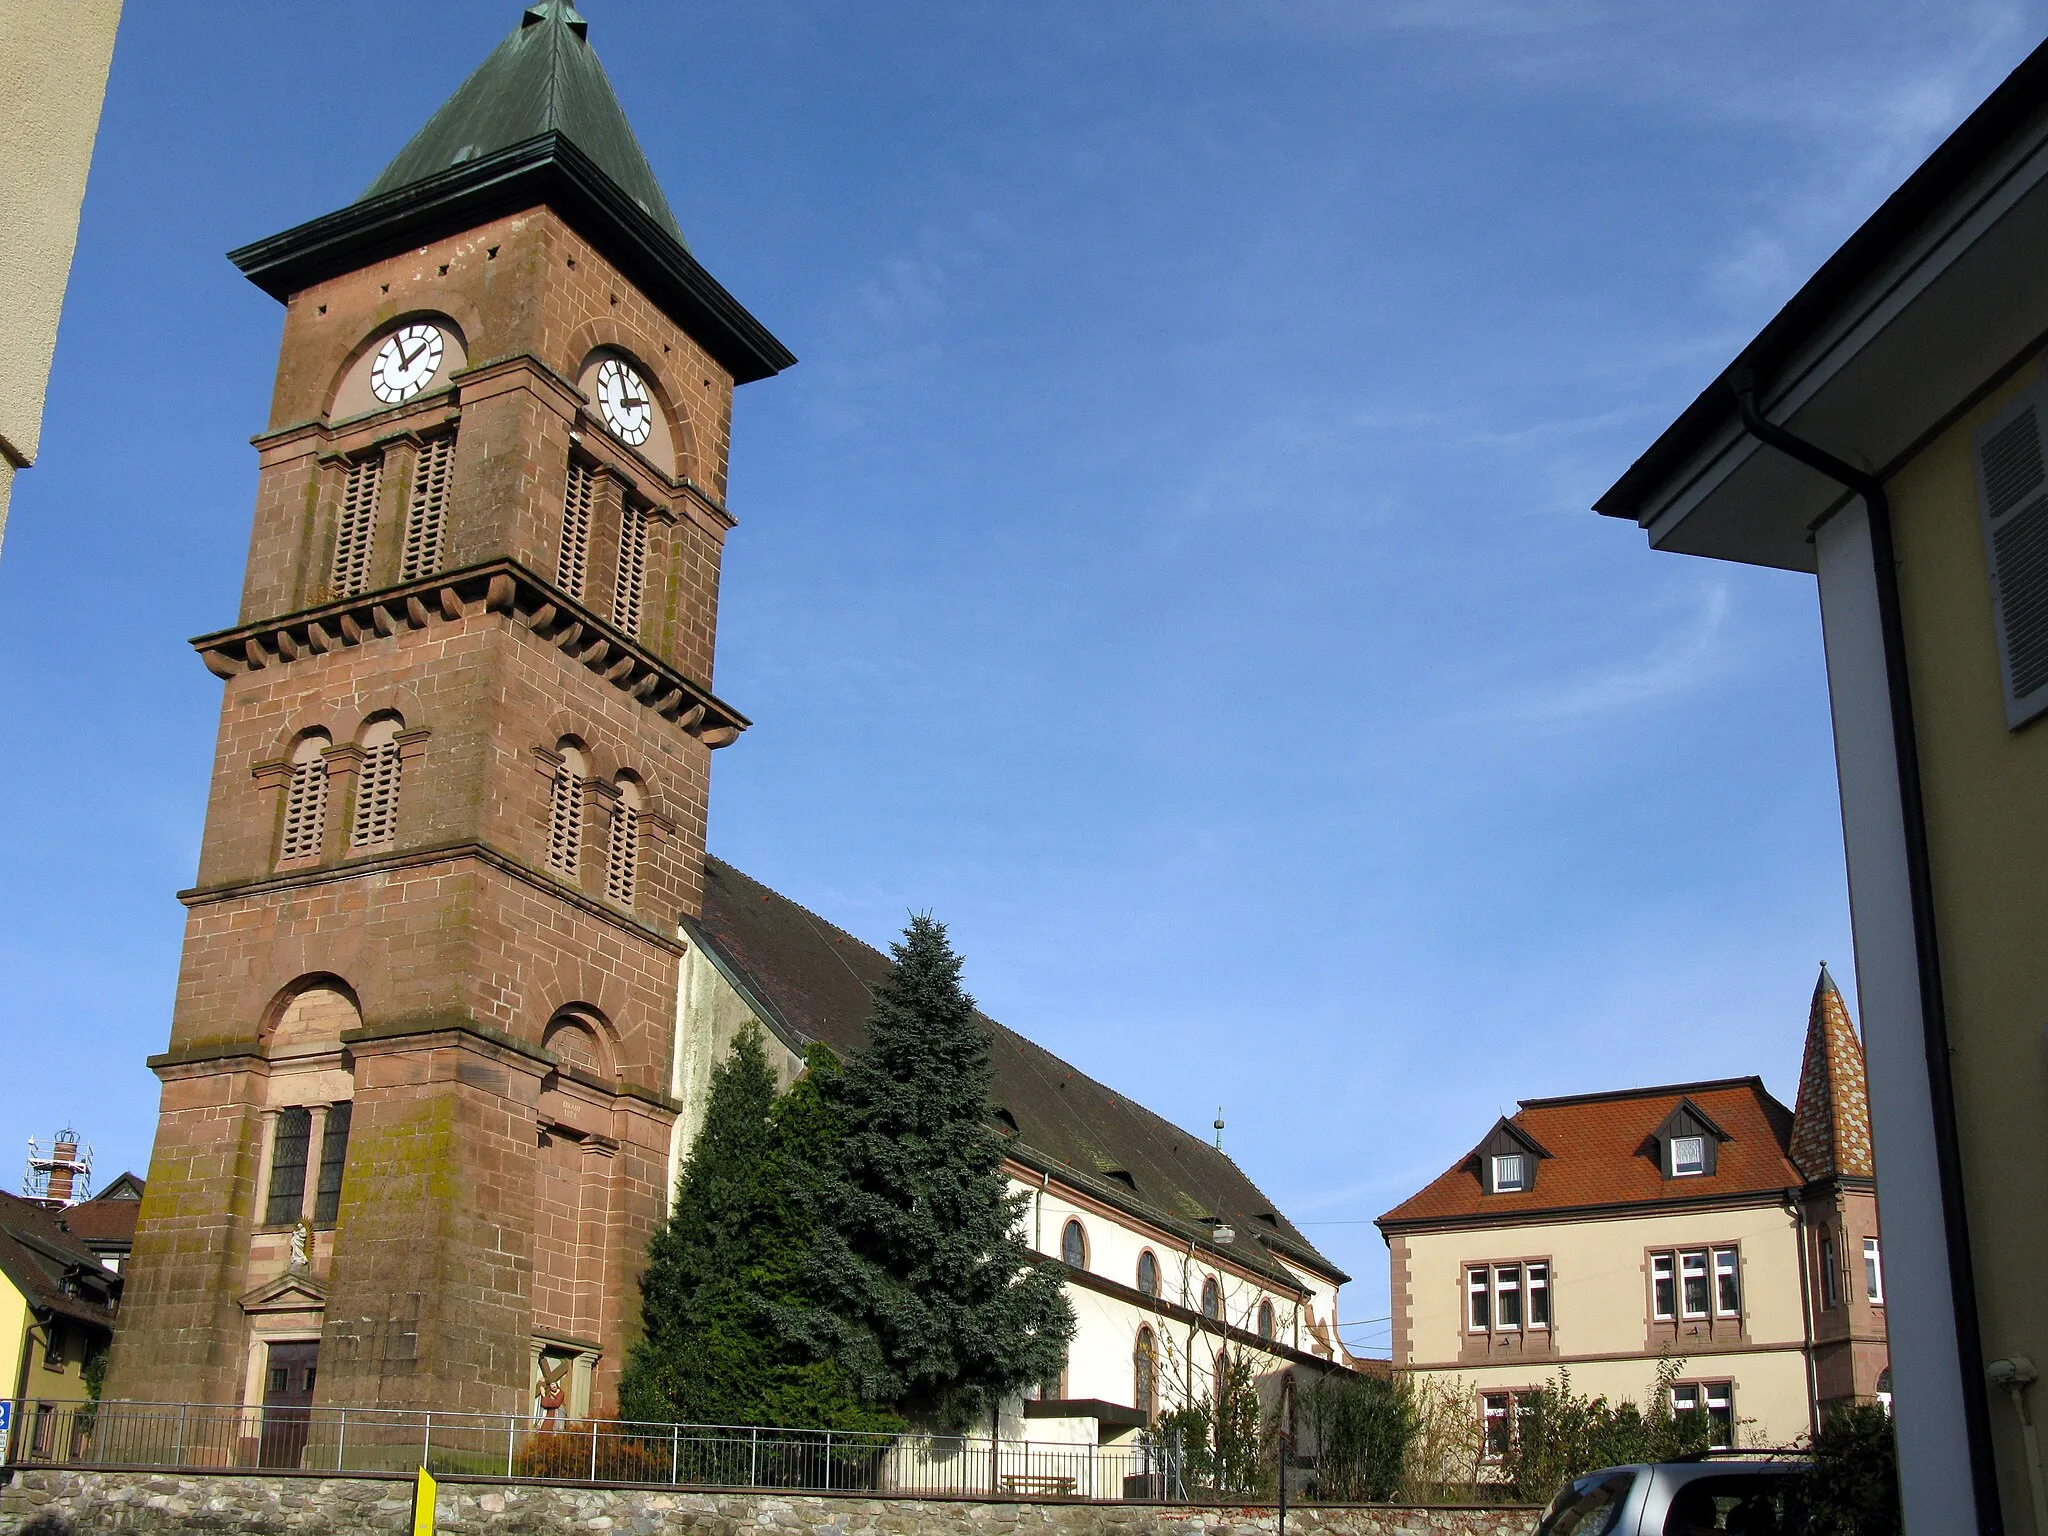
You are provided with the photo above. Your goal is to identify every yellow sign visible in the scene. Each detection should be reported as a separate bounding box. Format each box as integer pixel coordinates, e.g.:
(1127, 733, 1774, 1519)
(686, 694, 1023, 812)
(412, 1465, 437, 1536)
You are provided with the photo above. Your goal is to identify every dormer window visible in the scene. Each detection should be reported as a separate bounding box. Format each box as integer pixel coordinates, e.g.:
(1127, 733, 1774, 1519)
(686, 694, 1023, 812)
(1653, 1100, 1727, 1179)
(1475, 1118, 1548, 1194)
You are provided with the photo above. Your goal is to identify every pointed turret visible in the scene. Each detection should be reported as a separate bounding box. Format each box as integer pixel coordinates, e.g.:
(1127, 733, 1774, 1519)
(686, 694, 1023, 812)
(362, 3, 684, 243)
(1789, 965, 1876, 1182)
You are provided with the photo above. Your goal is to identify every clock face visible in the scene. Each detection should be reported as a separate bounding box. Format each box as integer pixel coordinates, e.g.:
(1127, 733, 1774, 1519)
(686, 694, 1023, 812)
(595, 357, 654, 447)
(369, 323, 445, 404)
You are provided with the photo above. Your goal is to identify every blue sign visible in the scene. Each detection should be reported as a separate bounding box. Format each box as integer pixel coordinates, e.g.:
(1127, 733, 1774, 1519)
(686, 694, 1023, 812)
(0, 1400, 12, 1438)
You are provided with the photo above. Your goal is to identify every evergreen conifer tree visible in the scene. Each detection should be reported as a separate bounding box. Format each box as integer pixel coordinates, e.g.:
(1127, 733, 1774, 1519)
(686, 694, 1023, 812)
(621, 1030, 896, 1432)
(782, 915, 1075, 1429)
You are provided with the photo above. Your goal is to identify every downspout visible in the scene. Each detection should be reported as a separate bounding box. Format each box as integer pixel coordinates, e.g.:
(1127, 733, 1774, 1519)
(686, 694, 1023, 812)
(1784, 1189, 1821, 1441)
(1733, 377, 2002, 1532)
(1033, 1170, 1050, 1254)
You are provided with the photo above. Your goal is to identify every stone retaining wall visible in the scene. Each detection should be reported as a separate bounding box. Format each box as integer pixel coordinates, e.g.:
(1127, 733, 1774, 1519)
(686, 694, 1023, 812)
(0, 1470, 1540, 1536)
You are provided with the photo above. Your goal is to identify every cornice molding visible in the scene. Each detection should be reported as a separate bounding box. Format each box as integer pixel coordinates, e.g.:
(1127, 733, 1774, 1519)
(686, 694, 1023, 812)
(227, 132, 796, 386)
(1378, 1186, 1799, 1238)
(176, 838, 689, 957)
(191, 560, 747, 746)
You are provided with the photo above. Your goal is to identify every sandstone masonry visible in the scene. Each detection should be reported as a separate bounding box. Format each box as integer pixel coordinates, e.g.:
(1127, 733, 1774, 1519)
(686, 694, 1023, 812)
(0, 1472, 1540, 1536)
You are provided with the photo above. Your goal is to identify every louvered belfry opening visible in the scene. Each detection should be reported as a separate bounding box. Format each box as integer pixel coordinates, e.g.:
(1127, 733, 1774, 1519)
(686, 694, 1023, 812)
(612, 500, 649, 637)
(400, 434, 456, 581)
(605, 782, 640, 907)
(331, 454, 384, 598)
(1975, 385, 2048, 725)
(547, 744, 586, 879)
(349, 720, 404, 849)
(558, 458, 596, 600)
(277, 734, 330, 865)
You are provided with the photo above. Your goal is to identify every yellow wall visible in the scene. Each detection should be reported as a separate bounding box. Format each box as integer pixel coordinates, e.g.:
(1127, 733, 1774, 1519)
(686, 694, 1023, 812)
(1884, 358, 2048, 1536)
(1399, 1201, 1812, 1447)
(0, 0, 124, 549)
(0, 1274, 29, 1401)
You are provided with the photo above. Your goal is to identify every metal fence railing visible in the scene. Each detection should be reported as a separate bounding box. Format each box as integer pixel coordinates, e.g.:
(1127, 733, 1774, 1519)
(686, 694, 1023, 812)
(0, 1400, 1186, 1500)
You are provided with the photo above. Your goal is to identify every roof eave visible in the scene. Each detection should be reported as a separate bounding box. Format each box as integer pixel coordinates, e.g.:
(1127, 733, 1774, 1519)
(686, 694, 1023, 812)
(1595, 34, 2048, 567)
(229, 132, 796, 386)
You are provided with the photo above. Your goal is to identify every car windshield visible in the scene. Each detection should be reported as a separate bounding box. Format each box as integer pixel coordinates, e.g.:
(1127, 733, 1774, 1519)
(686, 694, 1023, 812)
(1662, 1472, 1803, 1535)
(1537, 1470, 1637, 1536)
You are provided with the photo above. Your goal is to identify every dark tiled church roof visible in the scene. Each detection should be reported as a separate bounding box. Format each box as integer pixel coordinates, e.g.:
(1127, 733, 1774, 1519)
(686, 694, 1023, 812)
(361, 2, 684, 242)
(689, 857, 1346, 1287)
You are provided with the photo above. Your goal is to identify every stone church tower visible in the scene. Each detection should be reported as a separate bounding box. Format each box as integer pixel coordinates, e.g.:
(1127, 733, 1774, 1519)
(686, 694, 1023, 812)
(106, 3, 791, 1424)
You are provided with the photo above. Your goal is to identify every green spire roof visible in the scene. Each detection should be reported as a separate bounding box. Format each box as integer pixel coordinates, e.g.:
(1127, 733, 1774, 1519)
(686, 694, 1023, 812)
(361, 2, 684, 243)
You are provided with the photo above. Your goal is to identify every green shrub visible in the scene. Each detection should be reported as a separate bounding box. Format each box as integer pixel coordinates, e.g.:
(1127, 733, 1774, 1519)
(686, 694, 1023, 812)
(1788, 1404, 1899, 1536)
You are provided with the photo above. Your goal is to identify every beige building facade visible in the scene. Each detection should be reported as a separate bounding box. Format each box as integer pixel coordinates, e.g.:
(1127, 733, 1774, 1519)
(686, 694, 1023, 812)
(1380, 974, 1887, 1465)
(1598, 38, 2048, 1533)
(0, 0, 125, 552)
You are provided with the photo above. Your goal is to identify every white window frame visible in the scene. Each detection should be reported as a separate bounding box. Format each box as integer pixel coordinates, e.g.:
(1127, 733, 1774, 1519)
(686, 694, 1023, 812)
(1679, 1249, 1711, 1319)
(1491, 1153, 1527, 1192)
(1467, 1267, 1491, 1332)
(1481, 1392, 1513, 1462)
(1527, 1262, 1550, 1328)
(1713, 1246, 1741, 1319)
(1670, 1135, 1707, 1177)
(1495, 1263, 1523, 1330)
(1651, 1252, 1676, 1321)
(1864, 1237, 1884, 1303)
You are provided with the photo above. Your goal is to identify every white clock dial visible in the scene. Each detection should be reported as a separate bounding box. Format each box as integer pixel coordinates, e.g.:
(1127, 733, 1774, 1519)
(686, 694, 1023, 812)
(369, 323, 445, 404)
(595, 357, 654, 447)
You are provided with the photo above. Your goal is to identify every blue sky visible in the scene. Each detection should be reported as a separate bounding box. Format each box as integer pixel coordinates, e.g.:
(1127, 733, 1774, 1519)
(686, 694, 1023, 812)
(2, 0, 2040, 1356)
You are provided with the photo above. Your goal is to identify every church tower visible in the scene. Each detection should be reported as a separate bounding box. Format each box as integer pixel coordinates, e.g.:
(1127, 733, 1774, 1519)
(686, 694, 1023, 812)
(107, 4, 792, 1425)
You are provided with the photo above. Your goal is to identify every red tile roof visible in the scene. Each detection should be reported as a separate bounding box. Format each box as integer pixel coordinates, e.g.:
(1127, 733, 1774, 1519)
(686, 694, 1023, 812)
(1378, 1077, 1801, 1230)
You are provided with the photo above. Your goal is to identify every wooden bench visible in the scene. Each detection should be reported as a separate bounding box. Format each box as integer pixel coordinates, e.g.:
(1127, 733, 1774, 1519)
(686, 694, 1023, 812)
(1002, 1473, 1078, 1496)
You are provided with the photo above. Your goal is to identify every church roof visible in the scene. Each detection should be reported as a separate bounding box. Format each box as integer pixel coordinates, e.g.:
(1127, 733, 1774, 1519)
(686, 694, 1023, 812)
(361, 3, 684, 244)
(1788, 965, 1876, 1182)
(687, 857, 1347, 1288)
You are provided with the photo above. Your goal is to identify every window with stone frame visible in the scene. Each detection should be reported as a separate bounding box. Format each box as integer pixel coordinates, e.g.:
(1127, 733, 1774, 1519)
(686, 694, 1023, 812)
(349, 717, 404, 850)
(1466, 1259, 1551, 1334)
(276, 732, 331, 866)
(1134, 1326, 1158, 1422)
(1061, 1218, 1088, 1271)
(1670, 1381, 1735, 1448)
(313, 1103, 352, 1224)
(1649, 1244, 1742, 1322)
(1257, 1299, 1275, 1340)
(1137, 1249, 1160, 1297)
(265, 1106, 313, 1226)
(331, 452, 384, 599)
(1200, 1275, 1221, 1321)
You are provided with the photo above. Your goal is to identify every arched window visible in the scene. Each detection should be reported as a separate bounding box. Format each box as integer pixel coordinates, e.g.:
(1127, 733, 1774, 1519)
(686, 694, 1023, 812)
(400, 433, 456, 581)
(605, 778, 641, 907)
(613, 500, 649, 636)
(1133, 1327, 1158, 1424)
(558, 459, 596, 600)
(331, 452, 384, 598)
(1061, 1218, 1088, 1270)
(1136, 1249, 1160, 1298)
(547, 743, 586, 879)
(277, 733, 331, 865)
(1257, 1300, 1275, 1341)
(1201, 1275, 1220, 1321)
(349, 718, 404, 850)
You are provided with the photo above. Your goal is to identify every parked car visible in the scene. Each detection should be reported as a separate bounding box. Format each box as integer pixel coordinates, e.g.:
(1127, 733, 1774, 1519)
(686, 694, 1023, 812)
(1536, 1455, 1811, 1535)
